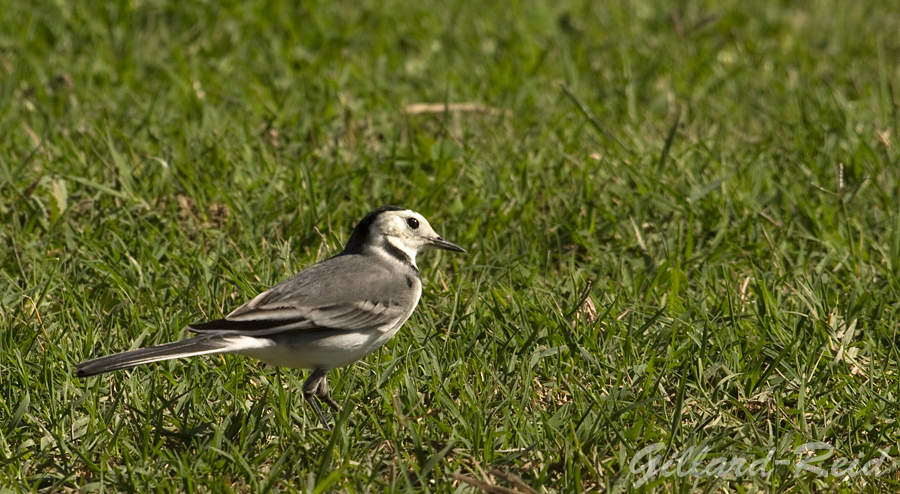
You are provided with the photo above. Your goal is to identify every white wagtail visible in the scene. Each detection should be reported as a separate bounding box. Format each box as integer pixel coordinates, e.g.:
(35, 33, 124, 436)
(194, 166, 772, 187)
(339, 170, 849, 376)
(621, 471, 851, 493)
(76, 206, 465, 428)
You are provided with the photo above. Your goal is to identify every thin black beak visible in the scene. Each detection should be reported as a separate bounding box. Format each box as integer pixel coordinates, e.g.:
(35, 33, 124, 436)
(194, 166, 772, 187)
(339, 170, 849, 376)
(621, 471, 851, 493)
(430, 236, 466, 253)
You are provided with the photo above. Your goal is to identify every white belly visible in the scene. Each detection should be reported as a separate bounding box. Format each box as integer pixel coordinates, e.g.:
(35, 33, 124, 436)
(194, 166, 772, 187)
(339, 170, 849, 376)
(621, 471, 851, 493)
(221, 322, 406, 370)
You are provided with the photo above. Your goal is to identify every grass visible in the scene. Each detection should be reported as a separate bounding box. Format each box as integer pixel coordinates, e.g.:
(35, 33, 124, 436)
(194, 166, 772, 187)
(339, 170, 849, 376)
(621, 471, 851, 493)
(2, 0, 900, 491)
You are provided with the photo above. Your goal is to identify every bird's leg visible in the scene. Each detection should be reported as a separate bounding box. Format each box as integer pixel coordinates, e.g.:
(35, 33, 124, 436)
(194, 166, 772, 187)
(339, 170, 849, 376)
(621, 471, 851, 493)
(304, 394, 330, 430)
(301, 367, 356, 428)
(314, 376, 341, 412)
(302, 368, 332, 430)
(316, 374, 358, 427)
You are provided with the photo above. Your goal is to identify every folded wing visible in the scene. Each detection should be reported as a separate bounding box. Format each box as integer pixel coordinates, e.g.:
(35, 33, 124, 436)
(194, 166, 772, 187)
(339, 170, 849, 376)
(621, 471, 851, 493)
(189, 254, 420, 336)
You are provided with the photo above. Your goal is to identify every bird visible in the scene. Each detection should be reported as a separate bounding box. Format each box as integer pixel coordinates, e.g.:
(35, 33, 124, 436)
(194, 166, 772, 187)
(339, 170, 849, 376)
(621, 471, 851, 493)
(75, 206, 465, 429)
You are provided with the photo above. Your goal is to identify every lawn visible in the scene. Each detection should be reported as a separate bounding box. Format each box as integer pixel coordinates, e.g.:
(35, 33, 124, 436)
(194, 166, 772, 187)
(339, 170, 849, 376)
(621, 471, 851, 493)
(2, 0, 900, 491)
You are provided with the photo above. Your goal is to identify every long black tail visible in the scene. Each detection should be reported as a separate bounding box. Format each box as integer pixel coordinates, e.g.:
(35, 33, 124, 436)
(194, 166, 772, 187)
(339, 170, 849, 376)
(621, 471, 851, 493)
(75, 336, 229, 377)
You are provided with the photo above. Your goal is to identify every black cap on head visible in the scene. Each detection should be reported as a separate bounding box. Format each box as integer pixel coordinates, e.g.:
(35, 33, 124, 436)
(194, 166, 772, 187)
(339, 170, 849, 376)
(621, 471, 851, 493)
(341, 205, 406, 254)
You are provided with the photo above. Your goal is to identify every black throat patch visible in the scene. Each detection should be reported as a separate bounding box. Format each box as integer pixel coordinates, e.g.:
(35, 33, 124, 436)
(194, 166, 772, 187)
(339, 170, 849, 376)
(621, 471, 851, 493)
(383, 242, 418, 272)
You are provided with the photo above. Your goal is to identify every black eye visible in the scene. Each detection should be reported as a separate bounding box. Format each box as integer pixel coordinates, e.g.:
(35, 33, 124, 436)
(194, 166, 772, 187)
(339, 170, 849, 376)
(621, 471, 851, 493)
(406, 217, 419, 229)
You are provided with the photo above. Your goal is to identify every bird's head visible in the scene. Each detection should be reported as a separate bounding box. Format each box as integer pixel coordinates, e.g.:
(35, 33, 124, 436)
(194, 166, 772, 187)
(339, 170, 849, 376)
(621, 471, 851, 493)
(342, 206, 465, 265)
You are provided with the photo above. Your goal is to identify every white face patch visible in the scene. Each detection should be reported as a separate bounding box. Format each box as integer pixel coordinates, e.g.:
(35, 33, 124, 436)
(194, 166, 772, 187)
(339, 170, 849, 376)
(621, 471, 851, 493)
(371, 210, 443, 265)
